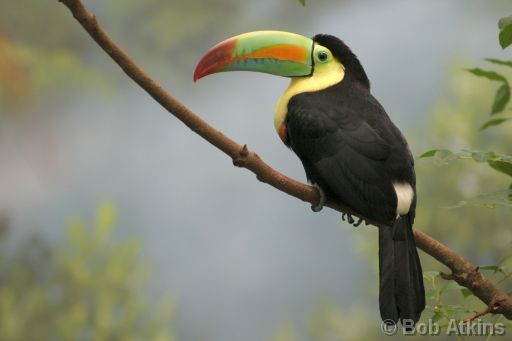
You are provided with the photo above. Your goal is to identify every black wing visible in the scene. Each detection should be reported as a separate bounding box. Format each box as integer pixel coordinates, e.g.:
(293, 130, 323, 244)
(285, 86, 414, 224)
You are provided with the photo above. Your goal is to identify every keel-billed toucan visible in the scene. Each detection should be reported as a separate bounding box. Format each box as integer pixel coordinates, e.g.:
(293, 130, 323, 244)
(194, 31, 425, 325)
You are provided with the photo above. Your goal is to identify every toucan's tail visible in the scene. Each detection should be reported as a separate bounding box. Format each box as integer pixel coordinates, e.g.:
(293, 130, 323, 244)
(378, 215, 425, 326)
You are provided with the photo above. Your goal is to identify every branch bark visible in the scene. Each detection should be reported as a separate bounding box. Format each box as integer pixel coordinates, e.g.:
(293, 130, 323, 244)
(58, 0, 512, 320)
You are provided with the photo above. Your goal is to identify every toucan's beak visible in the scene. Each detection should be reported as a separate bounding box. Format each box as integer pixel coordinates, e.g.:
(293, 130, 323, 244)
(194, 31, 314, 81)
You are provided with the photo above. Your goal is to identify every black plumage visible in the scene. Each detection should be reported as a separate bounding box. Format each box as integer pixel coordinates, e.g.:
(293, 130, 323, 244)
(284, 34, 425, 325)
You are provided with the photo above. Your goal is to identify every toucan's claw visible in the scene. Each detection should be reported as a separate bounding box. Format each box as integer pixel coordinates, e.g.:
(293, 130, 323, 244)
(311, 184, 325, 212)
(353, 217, 363, 227)
(341, 213, 363, 227)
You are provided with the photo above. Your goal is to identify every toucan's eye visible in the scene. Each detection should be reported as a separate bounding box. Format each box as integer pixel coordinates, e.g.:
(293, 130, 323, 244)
(317, 51, 329, 62)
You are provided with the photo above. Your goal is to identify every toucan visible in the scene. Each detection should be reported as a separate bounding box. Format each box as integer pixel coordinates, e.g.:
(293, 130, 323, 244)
(194, 31, 425, 326)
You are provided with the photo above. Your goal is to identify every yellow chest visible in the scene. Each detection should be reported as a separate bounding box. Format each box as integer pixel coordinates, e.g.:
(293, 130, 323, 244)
(273, 61, 345, 142)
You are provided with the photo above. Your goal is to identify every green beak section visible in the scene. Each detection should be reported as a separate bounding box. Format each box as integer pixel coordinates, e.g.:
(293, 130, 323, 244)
(194, 31, 314, 81)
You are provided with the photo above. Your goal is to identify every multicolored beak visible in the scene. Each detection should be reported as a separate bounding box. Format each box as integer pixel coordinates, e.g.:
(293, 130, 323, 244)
(194, 31, 314, 81)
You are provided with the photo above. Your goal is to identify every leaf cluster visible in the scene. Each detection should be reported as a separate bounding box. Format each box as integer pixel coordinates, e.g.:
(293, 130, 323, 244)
(423, 248, 512, 329)
(420, 149, 512, 208)
(416, 14, 512, 331)
(466, 16, 512, 131)
(0, 204, 174, 341)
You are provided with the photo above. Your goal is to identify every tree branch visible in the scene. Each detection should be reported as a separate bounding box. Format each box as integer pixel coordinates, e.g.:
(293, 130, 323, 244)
(58, 0, 512, 320)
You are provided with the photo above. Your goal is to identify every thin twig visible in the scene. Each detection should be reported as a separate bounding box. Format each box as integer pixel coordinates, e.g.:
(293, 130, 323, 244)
(58, 0, 512, 320)
(464, 306, 491, 322)
(464, 294, 509, 322)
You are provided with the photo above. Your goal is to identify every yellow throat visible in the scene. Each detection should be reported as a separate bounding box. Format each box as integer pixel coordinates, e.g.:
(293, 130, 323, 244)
(274, 58, 345, 141)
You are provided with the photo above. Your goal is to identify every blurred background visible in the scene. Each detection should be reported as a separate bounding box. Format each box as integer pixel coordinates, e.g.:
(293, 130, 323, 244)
(1, 0, 511, 340)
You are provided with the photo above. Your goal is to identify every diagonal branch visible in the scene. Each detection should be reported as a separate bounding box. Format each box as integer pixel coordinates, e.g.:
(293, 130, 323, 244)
(58, 0, 512, 320)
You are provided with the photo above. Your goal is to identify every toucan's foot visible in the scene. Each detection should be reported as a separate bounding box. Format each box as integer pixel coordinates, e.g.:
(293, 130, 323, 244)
(342, 213, 363, 227)
(311, 184, 325, 212)
(341, 213, 353, 224)
(353, 217, 363, 227)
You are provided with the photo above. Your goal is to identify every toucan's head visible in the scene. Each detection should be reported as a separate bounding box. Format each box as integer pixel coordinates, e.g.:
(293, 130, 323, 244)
(194, 30, 369, 89)
(194, 31, 370, 142)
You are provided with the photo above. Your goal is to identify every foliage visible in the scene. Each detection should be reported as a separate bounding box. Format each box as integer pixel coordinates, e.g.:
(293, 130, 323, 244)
(0, 204, 174, 341)
(270, 304, 378, 341)
(0, 33, 110, 109)
(0, 0, 242, 112)
(269, 323, 299, 341)
(419, 149, 512, 168)
(412, 66, 512, 333)
(413, 13, 512, 337)
(467, 65, 511, 129)
(446, 189, 512, 209)
(499, 15, 512, 49)
(420, 13, 512, 209)
(422, 249, 512, 334)
(466, 31, 512, 130)
(420, 149, 512, 207)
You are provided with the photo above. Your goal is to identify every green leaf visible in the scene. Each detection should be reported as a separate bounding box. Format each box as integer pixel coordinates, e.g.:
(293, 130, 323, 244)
(94, 201, 116, 246)
(480, 117, 510, 130)
(423, 271, 441, 281)
(467, 68, 507, 82)
(417, 149, 455, 165)
(486, 58, 512, 68)
(491, 83, 511, 114)
(426, 288, 439, 300)
(298, 0, 305, 6)
(431, 311, 444, 323)
(419, 149, 441, 158)
(421, 149, 512, 182)
(460, 288, 473, 298)
(419, 148, 512, 165)
(499, 15, 512, 49)
(500, 26, 512, 49)
(467, 69, 510, 115)
(67, 218, 86, 249)
(499, 15, 512, 30)
(448, 189, 512, 208)
(435, 303, 471, 317)
(440, 281, 465, 294)
(489, 159, 512, 177)
(466, 150, 497, 162)
(479, 265, 502, 272)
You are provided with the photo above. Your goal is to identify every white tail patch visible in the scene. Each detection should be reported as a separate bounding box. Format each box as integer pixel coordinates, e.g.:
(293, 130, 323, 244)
(393, 182, 414, 216)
